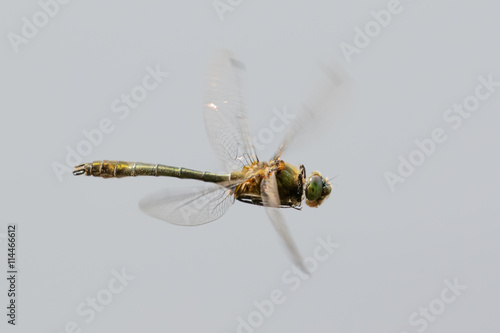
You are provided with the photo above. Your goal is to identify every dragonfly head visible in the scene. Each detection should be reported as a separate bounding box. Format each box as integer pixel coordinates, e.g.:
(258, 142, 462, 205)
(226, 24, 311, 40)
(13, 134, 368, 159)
(304, 171, 332, 208)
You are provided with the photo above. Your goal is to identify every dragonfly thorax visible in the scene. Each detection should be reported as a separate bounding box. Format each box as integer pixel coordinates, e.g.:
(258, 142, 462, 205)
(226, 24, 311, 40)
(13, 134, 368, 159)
(232, 160, 306, 208)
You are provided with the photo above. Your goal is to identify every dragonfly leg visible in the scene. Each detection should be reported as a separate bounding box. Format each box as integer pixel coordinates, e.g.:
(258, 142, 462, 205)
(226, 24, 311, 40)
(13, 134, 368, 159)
(297, 165, 306, 202)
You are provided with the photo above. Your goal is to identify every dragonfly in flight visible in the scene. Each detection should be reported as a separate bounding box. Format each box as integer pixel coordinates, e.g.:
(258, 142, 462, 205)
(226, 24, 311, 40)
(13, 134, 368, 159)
(74, 50, 349, 271)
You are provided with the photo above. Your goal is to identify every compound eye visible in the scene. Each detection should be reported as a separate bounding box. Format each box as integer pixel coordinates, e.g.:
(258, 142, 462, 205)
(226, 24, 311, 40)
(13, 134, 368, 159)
(306, 176, 322, 201)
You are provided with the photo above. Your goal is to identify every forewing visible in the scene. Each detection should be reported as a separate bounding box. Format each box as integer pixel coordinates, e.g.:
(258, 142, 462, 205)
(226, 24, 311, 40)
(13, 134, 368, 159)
(274, 60, 352, 158)
(261, 172, 308, 273)
(139, 181, 241, 226)
(204, 50, 258, 172)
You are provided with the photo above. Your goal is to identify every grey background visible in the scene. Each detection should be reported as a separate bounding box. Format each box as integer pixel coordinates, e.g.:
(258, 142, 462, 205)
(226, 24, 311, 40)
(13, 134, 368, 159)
(1, 1, 499, 332)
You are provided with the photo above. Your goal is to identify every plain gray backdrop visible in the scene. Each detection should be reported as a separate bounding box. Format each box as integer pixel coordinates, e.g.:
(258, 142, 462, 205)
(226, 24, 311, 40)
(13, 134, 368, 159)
(1, 1, 499, 332)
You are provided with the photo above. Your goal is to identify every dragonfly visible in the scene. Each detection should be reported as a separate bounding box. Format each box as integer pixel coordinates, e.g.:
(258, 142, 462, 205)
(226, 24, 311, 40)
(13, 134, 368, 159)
(73, 50, 349, 271)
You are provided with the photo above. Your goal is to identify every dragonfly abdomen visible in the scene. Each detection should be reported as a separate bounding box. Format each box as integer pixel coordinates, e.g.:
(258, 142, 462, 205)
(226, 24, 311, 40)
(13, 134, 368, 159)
(73, 161, 230, 183)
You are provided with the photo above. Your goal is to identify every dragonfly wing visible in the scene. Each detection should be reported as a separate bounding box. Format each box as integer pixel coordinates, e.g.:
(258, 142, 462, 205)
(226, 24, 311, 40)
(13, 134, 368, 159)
(274, 60, 352, 159)
(261, 171, 308, 273)
(139, 180, 241, 226)
(204, 50, 259, 172)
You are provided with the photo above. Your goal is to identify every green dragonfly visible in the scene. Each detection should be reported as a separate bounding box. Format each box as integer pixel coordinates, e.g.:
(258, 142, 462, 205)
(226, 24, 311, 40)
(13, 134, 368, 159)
(74, 50, 348, 270)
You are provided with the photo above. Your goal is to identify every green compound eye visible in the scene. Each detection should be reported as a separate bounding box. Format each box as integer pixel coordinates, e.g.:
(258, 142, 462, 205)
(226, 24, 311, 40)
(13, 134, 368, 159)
(306, 176, 323, 201)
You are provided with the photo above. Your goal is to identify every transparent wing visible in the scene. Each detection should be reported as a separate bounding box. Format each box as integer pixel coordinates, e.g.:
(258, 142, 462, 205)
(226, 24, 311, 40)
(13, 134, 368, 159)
(274, 60, 352, 159)
(261, 172, 308, 273)
(204, 50, 259, 172)
(139, 180, 242, 226)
